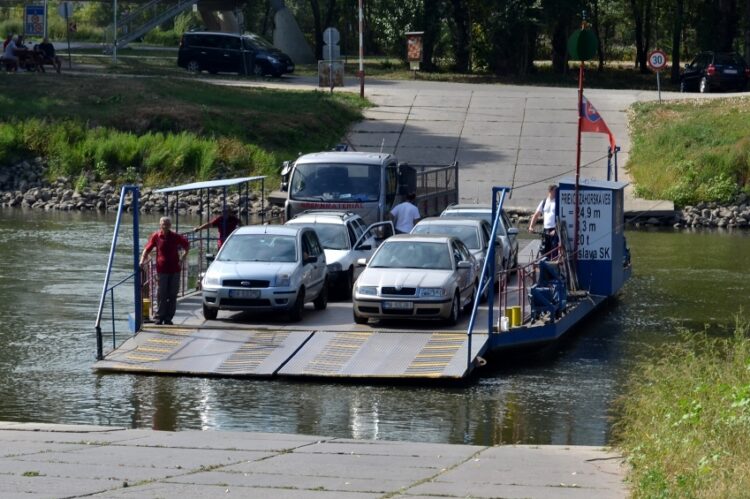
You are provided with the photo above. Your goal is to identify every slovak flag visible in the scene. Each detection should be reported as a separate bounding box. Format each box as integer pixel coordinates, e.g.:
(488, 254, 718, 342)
(580, 96, 616, 150)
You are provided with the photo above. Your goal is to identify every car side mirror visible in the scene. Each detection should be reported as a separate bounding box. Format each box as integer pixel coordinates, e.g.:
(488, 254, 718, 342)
(507, 228, 519, 237)
(357, 258, 367, 267)
(457, 261, 472, 270)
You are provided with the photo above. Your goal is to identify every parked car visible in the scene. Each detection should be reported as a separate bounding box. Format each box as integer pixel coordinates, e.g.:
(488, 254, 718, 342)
(201, 225, 327, 322)
(352, 234, 478, 325)
(410, 217, 502, 299)
(285, 210, 394, 297)
(680, 52, 749, 93)
(177, 31, 294, 77)
(440, 204, 519, 269)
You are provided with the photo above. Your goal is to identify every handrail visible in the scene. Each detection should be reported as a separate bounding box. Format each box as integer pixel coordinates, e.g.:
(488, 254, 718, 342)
(465, 186, 509, 370)
(94, 185, 141, 360)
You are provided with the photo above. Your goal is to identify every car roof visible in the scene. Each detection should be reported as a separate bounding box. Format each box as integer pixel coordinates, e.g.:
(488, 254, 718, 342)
(234, 225, 303, 236)
(386, 234, 455, 244)
(294, 151, 394, 165)
(415, 217, 485, 227)
(442, 204, 492, 211)
(287, 211, 360, 224)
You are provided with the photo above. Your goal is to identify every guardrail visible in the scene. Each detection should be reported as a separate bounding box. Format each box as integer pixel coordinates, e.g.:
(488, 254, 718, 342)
(94, 185, 141, 360)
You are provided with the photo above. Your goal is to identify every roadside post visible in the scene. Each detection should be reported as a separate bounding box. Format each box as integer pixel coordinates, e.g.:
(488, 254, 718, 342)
(647, 49, 668, 103)
(58, 1, 74, 70)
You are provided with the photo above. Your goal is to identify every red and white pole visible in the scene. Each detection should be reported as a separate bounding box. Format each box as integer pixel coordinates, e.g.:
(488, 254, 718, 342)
(358, 0, 364, 98)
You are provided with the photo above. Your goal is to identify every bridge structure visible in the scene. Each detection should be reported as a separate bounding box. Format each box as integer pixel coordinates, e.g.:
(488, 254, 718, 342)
(4, 0, 314, 63)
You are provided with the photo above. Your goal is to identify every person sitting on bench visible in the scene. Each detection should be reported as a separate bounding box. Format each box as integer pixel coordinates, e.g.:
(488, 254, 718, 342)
(36, 37, 61, 73)
(2, 35, 19, 72)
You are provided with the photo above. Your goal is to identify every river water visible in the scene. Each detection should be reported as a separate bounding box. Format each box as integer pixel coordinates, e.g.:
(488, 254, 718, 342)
(0, 209, 748, 446)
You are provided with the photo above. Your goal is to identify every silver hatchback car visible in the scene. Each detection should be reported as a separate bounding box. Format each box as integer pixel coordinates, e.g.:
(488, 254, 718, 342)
(440, 204, 520, 268)
(411, 217, 503, 298)
(201, 225, 328, 322)
(352, 234, 478, 325)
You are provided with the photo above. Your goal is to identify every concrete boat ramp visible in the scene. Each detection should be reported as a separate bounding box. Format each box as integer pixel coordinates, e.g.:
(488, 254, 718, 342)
(94, 296, 491, 381)
(0, 422, 628, 498)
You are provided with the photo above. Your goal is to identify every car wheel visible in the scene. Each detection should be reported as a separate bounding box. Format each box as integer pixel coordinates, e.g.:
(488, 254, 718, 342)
(446, 292, 460, 326)
(252, 63, 265, 77)
(314, 279, 328, 310)
(186, 60, 200, 73)
(203, 304, 218, 320)
(289, 288, 305, 322)
(353, 308, 368, 325)
(699, 77, 710, 93)
(271, 70, 282, 78)
(342, 268, 354, 299)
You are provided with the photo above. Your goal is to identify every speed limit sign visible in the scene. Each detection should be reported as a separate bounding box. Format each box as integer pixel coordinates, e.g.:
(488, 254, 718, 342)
(647, 50, 668, 72)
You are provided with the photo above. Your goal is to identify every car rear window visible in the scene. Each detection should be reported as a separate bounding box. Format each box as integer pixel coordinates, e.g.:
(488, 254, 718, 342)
(715, 53, 745, 66)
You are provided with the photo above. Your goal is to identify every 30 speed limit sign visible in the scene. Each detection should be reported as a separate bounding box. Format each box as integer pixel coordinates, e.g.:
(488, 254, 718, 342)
(647, 50, 668, 71)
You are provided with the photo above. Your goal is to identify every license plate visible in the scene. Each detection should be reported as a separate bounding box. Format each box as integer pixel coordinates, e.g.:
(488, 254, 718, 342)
(724, 69, 738, 74)
(229, 289, 260, 299)
(383, 301, 413, 310)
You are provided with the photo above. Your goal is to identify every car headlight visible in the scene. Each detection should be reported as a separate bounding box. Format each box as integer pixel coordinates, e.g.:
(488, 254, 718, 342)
(276, 273, 291, 287)
(356, 286, 377, 296)
(419, 287, 446, 297)
(203, 274, 221, 288)
(327, 262, 342, 273)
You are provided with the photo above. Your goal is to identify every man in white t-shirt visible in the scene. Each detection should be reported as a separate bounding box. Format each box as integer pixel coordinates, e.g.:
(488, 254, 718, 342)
(390, 192, 421, 234)
(528, 184, 558, 257)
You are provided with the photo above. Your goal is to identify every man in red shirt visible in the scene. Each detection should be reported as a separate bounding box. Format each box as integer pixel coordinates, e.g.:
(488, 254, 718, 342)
(140, 217, 190, 325)
(193, 210, 241, 249)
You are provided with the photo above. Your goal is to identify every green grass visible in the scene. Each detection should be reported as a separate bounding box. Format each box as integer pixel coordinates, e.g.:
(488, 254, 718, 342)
(0, 74, 366, 185)
(613, 319, 750, 498)
(627, 97, 750, 206)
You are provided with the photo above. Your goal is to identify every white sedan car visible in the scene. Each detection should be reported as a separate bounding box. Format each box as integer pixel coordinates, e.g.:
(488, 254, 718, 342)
(352, 234, 478, 325)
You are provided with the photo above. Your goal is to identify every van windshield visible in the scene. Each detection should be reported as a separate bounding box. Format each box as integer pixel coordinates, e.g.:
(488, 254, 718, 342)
(289, 163, 381, 202)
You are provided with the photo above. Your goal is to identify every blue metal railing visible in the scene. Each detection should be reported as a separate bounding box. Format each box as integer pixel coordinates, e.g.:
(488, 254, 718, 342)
(95, 185, 141, 360)
(466, 186, 510, 370)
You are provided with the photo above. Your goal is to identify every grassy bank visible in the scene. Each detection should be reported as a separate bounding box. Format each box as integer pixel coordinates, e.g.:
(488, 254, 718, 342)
(613, 319, 750, 498)
(627, 97, 750, 206)
(0, 74, 366, 185)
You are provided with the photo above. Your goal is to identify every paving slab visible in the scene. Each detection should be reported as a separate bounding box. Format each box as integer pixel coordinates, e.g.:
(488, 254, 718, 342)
(0, 422, 627, 498)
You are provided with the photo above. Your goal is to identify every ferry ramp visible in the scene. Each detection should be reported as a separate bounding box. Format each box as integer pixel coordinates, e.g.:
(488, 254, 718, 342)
(94, 299, 490, 381)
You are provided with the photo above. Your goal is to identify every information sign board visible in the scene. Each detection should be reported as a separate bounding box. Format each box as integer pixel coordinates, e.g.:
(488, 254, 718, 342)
(25, 5, 45, 37)
(558, 189, 613, 261)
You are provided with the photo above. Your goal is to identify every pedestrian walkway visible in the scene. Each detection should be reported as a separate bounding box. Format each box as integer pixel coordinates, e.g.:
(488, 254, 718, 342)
(0, 421, 627, 498)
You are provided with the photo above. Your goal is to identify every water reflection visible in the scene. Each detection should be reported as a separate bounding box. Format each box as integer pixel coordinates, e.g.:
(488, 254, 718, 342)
(1, 209, 748, 446)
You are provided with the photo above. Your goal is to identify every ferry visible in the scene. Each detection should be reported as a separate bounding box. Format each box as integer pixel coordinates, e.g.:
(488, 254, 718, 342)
(92, 176, 631, 382)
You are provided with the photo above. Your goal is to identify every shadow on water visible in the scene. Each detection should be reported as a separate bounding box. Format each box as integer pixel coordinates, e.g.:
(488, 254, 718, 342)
(1, 210, 749, 446)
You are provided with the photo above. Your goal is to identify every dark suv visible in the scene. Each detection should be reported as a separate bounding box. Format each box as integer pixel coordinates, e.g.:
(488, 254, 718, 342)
(177, 31, 294, 77)
(680, 52, 749, 93)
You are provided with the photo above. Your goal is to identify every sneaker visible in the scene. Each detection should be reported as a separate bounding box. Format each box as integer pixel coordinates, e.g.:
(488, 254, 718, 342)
(156, 319, 164, 325)
(164, 320, 173, 325)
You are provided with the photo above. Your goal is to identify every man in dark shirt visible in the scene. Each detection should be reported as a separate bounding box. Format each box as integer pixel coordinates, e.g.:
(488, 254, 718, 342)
(140, 217, 190, 325)
(37, 37, 61, 73)
(193, 210, 241, 249)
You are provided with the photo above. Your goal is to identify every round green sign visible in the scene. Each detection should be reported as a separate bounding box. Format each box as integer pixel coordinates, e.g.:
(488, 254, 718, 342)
(567, 29, 598, 61)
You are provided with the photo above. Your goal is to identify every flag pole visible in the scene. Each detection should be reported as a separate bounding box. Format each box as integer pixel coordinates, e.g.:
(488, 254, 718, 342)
(573, 17, 586, 266)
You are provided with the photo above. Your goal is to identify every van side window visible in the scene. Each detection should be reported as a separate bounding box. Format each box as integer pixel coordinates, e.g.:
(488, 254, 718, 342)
(224, 36, 240, 50)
